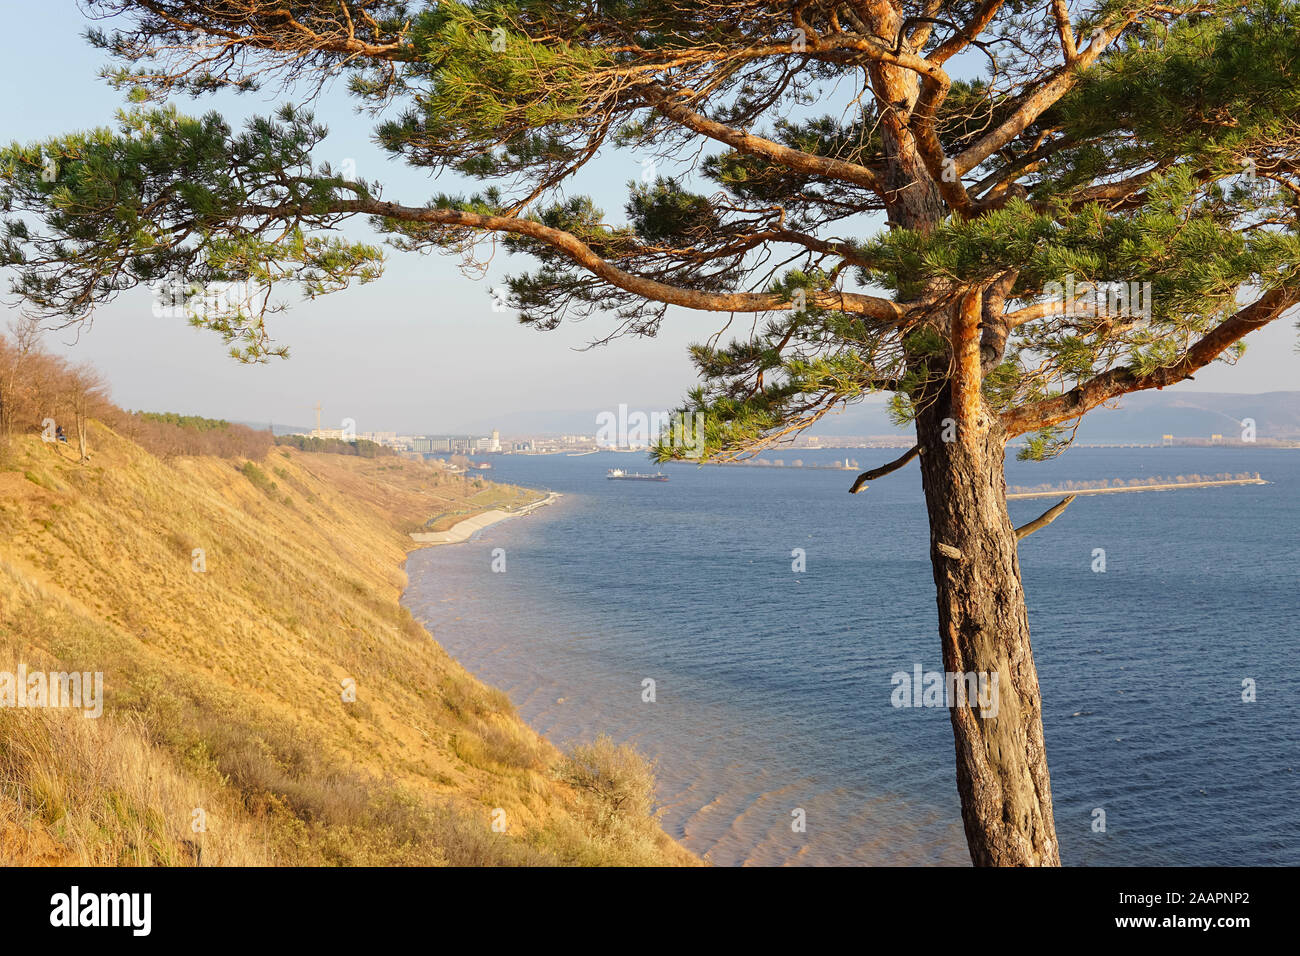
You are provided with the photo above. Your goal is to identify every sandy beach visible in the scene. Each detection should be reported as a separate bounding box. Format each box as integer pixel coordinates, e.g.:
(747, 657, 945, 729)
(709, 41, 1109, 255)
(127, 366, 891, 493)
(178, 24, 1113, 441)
(409, 492, 563, 545)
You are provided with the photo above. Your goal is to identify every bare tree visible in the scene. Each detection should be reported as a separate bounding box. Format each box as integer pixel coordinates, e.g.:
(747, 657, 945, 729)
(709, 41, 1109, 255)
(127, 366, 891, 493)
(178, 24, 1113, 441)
(61, 363, 109, 463)
(0, 315, 45, 447)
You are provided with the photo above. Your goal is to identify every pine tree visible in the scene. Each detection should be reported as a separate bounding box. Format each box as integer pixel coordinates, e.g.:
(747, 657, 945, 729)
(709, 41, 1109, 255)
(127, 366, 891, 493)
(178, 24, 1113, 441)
(3, 0, 1298, 865)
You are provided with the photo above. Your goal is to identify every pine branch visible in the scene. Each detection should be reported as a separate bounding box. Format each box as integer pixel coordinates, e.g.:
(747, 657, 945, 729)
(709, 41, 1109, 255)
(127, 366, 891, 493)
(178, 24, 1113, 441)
(1002, 286, 1300, 438)
(353, 197, 906, 321)
(848, 444, 919, 494)
(1014, 495, 1075, 540)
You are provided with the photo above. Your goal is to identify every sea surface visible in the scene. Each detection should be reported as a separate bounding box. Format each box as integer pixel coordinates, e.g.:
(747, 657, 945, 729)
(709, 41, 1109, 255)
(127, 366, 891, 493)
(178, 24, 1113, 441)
(402, 446, 1299, 866)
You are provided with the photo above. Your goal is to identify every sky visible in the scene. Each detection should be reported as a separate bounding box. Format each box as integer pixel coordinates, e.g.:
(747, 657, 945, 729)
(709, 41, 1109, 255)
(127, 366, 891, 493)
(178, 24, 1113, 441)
(0, 2, 1295, 435)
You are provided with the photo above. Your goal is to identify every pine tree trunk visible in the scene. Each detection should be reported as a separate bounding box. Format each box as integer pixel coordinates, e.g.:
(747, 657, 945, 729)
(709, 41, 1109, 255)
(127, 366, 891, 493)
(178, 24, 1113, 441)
(856, 1, 1058, 861)
(914, 386, 1061, 867)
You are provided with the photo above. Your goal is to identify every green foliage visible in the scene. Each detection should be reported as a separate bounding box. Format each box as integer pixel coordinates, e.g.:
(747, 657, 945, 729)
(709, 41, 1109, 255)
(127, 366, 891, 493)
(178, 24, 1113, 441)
(1042, 1, 1300, 202)
(274, 435, 393, 458)
(855, 179, 1300, 417)
(24, 471, 55, 491)
(0, 104, 384, 361)
(374, 1, 615, 177)
(702, 115, 884, 227)
(136, 412, 230, 432)
(626, 178, 718, 245)
(3, 0, 1299, 463)
(239, 461, 278, 496)
(652, 267, 906, 461)
(1017, 427, 1070, 462)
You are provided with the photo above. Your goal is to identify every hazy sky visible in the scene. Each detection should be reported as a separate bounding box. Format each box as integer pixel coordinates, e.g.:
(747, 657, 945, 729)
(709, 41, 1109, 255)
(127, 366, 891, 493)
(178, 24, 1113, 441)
(1, 2, 1295, 435)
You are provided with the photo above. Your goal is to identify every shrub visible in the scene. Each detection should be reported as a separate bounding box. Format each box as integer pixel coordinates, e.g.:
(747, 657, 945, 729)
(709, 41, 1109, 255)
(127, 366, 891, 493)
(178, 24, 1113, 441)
(274, 435, 394, 458)
(559, 735, 659, 836)
(239, 461, 278, 496)
(119, 413, 273, 460)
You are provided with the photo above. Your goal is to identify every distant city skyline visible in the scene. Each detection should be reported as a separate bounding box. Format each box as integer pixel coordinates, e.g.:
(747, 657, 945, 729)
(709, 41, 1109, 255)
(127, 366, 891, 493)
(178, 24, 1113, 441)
(249, 389, 1300, 449)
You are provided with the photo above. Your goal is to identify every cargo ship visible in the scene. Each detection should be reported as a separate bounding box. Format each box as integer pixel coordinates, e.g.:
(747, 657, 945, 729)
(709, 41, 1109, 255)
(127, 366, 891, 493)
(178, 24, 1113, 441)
(606, 468, 669, 482)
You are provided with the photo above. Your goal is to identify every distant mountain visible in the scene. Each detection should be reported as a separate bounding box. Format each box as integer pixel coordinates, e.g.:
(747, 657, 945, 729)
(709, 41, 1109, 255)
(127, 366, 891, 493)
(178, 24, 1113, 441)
(1063, 391, 1300, 442)
(375, 390, 1300, 442)
(234, 421, 313, 436)
(438, 402, 903, 438)
(805, 391, 1300, 442)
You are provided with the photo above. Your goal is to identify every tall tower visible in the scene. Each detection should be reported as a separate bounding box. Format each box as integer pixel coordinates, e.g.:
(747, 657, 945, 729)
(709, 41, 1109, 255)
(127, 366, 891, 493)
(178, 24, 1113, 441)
(313, 402, 323, 436)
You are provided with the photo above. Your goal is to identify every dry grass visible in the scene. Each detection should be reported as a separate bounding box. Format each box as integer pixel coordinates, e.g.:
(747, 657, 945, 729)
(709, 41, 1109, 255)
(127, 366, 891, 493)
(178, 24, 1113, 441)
(0, 425, 697, 867)
(0, 693, 270, 866)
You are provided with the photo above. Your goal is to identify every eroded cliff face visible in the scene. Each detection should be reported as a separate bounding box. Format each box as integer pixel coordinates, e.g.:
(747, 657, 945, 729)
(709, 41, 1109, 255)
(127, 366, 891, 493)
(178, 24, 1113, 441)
(0, 428, 696, 866)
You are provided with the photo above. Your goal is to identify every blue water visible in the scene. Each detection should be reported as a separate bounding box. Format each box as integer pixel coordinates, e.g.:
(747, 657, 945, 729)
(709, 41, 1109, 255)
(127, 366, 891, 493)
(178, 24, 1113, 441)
(401, 447, 1300, 866)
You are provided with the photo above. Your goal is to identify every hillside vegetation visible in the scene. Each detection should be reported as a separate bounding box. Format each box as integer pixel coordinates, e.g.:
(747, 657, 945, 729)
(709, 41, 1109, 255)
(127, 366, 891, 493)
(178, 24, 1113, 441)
(0, 423, 695, 866)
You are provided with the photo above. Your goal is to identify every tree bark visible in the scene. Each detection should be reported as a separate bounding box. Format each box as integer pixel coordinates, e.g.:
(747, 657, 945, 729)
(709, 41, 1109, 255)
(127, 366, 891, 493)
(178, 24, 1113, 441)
(914, 385, 1061, 866)
(854, 2, 1059, 864)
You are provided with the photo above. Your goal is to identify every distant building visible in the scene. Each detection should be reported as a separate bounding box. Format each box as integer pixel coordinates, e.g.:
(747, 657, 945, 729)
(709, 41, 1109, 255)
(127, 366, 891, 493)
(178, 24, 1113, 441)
(410, 435, 497, 454)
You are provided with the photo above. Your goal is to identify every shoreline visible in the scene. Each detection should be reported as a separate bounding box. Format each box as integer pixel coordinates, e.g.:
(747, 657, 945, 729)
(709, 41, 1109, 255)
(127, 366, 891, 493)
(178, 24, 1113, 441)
(394, 450, 1295, 866)
(409, 491, 562, 545)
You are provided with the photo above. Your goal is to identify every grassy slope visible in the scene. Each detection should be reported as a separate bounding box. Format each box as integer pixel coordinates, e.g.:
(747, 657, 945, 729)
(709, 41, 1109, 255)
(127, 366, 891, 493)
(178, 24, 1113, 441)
(0, 425, 695, 866)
